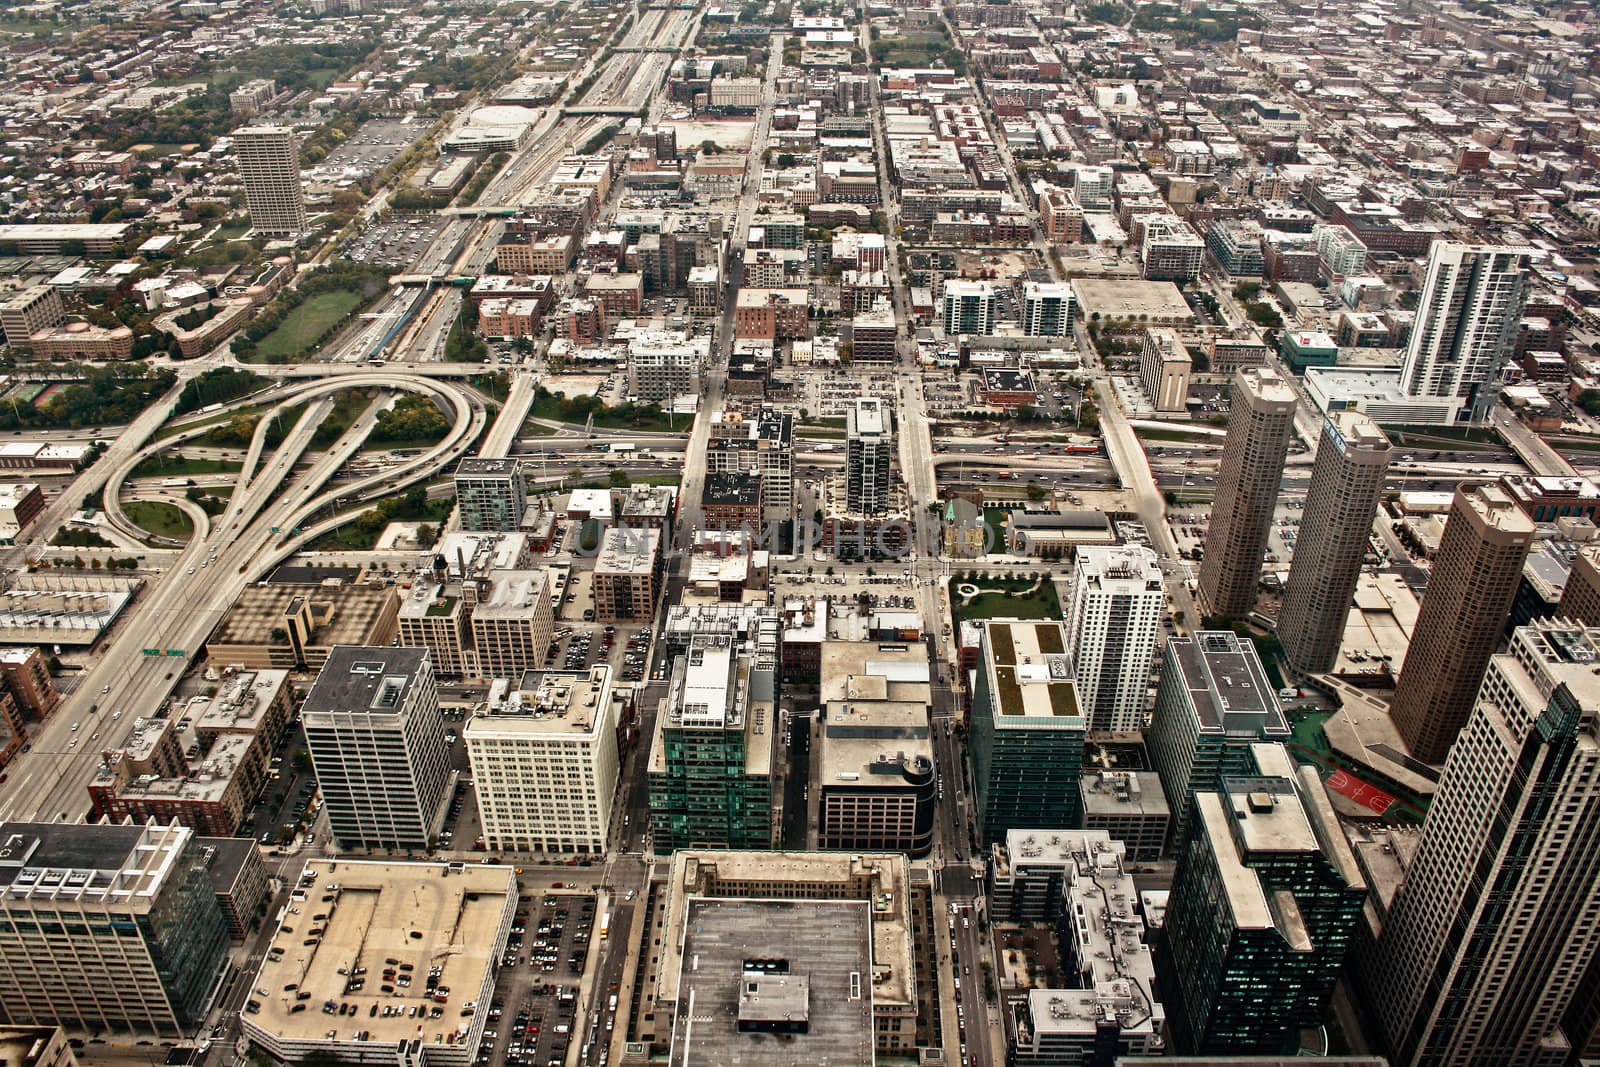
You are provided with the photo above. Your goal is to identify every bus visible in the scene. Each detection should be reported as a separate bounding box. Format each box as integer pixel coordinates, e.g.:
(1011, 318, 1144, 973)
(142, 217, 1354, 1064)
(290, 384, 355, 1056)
(598, 912, 610, 940)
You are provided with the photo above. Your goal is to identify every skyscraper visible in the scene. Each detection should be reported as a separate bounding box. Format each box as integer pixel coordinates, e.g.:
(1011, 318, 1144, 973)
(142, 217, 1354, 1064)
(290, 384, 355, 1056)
(1146, 631, 1290, 841)
(1278, 412, 1392, 673)
(846, 397, 892, 515)
(1556, 543, 1600, 627)
(1065, 545, 1164, 732)
(1399, 242, 1533, 421)
(942, 279, 997, 336)
(232, 125, 306, 238)
(1197, 368, 1297, 619)
(1368, 622, 1600, 1067)
(1389, 483, 1533, 763)
(1020, 281, 1073, 336)
(969, 621, 1087, 844)
(301, 645, 451, 850)
(454, 457, 528, 532)
(1160, 743, 1365, 1055)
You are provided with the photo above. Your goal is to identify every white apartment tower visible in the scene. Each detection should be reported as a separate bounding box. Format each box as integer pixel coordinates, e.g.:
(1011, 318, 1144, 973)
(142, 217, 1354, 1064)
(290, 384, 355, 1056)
(1368, 622, 1600, 1067)
(942, 280, 997, 337)
(232, 126, 306, 238)
(301, 645, 451, 850)
(1399, 242, 1533, 421)
(846, 397, 892, 515)
(1066, 545, 1164, 732)
(1021, 281, 1073, 337)
(465, 667, 620, 854)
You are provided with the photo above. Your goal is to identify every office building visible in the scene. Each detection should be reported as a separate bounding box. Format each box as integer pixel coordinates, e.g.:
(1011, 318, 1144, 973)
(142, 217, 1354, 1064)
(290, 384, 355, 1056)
(1557, 544, 1600, 627)
(970, 621, 1087, 844)
(301, 646, 450, 850)
(647, 631, 776, 851)
(1006, 832, 1165, 1065)
(465, 667, 619, 854)
(469, 569, 554, 679)
(0, 820, 231, 1036)
(454, 458, 527, 533)
(1399, 242, 1533, 421)
(205, 580, 399, 674)
(942, 279, 998, 337)
(1390, 483, 1534, 763)
(1315, 223, 1368, 277)
(649, 851, 918, 1060)
(1368, 622, 1600, 1067)
(0, 287, 64, 348)
(1197, 368, 1297, 619)
(592, 527, 661, 620)
(0, 647, 58, 719)
(1022, 281, 1073, 337)
(1161, 744, 1365, 1055)
(232, 126, 306, 237)
(241, 859, 514, 1067)
(815, 696, 936, 857)
(1278, 413, 1392, 674)
(846, 397, 892, 516)
(708, 408, 794, 527)
(1147, 632, 1290, 841)
(1065, 545, 1164, 732)
(1079, 770, 1170, 863)
(0, 1026, 78, 1067)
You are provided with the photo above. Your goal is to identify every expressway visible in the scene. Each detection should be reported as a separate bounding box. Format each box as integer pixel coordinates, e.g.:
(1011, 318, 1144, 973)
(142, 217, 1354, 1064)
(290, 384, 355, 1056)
(0, 373, 486, 824)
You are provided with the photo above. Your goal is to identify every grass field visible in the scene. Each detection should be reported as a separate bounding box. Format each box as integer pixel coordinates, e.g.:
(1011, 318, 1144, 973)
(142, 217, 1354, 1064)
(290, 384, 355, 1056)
(125, 500, 193, 541)
(252, 291, 364, 361)
(955, 574, 1061, 622)
(132, 455, 243, 478)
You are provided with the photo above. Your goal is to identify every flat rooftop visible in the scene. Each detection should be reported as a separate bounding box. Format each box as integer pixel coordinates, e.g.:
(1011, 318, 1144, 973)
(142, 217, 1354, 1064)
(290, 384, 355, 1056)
(456, 457, 521, 477)
(984, 621, 1082, 722)
(210, 582, 395, 648)
(816, 700, 932, 786)
(467, 667, 612, 739)
(302, 646, 429, 719)
(1166, 632, 1288, 737)
(245, 859, 513, 1049)
(671, 899, 874, 1067)
(595, 527, 660, 575)
(1069, 278, 1193, 323)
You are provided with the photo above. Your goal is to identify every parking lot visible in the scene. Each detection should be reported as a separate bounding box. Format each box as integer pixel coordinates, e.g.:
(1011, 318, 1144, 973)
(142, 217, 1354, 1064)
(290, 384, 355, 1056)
(544, 622, 654, 685)
(314, 118, 424, 183)
(345, 214, 454, 269)
(479, 892, 598, 1067)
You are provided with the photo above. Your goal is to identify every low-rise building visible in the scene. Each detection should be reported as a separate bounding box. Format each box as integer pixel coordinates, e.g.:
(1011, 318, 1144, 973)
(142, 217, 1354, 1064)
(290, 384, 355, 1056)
(207, 581, 399, 673)
(593, 527, 661, 620)
(1079, 770, 1170, 863)
(0, 484, 45, 544)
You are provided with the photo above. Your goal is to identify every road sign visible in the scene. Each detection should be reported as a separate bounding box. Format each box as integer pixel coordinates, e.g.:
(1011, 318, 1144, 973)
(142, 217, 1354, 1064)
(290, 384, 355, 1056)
(165, 650, 185, 657)
(142, 648, 161, 656)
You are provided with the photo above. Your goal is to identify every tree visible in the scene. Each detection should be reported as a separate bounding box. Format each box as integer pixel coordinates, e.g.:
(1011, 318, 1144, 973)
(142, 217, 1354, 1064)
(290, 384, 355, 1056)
(1579, 390, 1600, 418)
(608, 468, 630, 487)
(1025, 482, 1046, 501)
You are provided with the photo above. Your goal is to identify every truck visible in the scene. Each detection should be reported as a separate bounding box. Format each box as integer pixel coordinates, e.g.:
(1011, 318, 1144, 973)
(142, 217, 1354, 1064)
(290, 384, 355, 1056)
(598, 912, 611, 940)
(610, 443, 635, 455)
(813, 443, 836, 452)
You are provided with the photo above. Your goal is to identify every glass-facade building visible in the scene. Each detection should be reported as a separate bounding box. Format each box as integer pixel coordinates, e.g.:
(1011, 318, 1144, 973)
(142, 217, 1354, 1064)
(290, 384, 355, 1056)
(1159, 745, 1366, 1054)
(969, 621, 1087, 845)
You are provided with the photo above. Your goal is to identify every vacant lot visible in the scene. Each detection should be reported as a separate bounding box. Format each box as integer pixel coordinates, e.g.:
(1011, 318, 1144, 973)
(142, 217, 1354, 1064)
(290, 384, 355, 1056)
(252, 291, 364, 360)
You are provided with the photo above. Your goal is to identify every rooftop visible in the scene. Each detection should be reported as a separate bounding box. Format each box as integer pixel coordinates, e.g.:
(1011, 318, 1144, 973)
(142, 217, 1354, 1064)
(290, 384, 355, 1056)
(0, 820, 195, 910)
(455, 457, 522, 478)
(1165, 632, 1288, 738)
(243, 859, 513, 1050)
(594, 527, 660, 576)
(467, 667, 612, 739)
(209, 582, 396, 649)
(301, 646, 430, 720)
(983, 621, 1082, 722)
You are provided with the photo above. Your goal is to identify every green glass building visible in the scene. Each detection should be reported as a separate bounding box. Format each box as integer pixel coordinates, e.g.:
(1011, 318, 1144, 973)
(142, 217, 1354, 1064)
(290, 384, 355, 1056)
(648, 633, 774, 851)
(969, 621, 1087, 846)
(1159, 743, 1367, 1055)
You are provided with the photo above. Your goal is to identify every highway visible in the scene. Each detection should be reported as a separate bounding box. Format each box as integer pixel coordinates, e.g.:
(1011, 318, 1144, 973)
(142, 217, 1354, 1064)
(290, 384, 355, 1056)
(0, 373, 485, 824)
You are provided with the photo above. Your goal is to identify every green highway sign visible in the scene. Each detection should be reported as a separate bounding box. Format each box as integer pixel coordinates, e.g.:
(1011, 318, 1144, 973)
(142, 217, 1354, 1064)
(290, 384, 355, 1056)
(142, 648, 160, 656)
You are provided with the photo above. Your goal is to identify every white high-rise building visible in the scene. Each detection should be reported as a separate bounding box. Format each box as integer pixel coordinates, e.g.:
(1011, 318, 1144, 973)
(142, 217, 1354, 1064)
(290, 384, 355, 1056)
(1021, 281, 1073, 336)
(1367, 621, 1600, 1067)
(1065, 545, 1164, 732)
(846, 397, 892, 515)
(232, 125, 306, 237)
(1399, 242, 1533, 421)
(465, 666, 620, 855)
(942, 280, 997, 337)
(301, 645, 451, 850)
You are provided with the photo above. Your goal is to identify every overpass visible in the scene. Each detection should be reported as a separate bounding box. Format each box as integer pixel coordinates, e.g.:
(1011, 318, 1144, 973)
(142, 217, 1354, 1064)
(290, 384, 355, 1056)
(561, 106, 645, 117)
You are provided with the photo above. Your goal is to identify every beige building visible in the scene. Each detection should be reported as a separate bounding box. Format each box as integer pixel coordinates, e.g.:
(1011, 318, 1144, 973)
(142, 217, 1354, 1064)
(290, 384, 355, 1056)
(1557, 544, 1600, 627)
(0, 1027, 78, 1067)
(464, 666, 620, 854)
(233, 125, 306, 237)
(1197, 368, 1297, 618)
(207, 581, 399, 673)
(471, 569, 554, 679)
(1278, 413, 1391, 674)
(593, 528, 660, 621)
(1139, 327, 1192, 413)
(28, 321, 135, 360)
(0, 287, 64, 347)
(1390, 483, 1534, 763)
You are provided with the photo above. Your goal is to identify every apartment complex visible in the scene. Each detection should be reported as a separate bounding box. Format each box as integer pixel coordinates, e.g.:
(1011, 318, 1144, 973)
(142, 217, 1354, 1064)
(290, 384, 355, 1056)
(708, 407, 794, 528)
(846, 397, 892, 516)
(454, 458, 528, 533)
(232, 126, 306, 237)
(592, 527, 661, 621)
(0, 287, 64, 348)
(970, 621, 1087, 844)
(1064, 545, 1163, 732)
(0, 820, 231, 1036)
(301, 646, 451, 850)
(1278, 413, 1391, 674)
(1021, 281, 1073, 336)
(1197, 368, 1297, 618)
(1389, 483, 1534, 763)
(465, 667, 620, 854)
(1139, 328, 1192, 414)
(942, 279, 997, 336)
